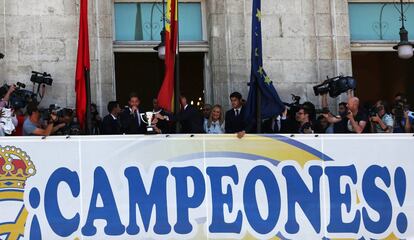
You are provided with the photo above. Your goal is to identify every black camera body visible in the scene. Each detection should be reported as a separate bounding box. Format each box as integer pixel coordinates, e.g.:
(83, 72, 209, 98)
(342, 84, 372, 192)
(0, 83, 37, 109)
(30, 71, 53, 86)
(39, 104, 60, 122)
(315, 107, 331, 115)
(369, 106, 379, 117)
(314, 76, 357, 98)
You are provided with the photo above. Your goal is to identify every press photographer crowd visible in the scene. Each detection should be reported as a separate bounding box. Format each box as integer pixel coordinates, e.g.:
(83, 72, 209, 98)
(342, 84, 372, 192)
(0, 70, 413, 137)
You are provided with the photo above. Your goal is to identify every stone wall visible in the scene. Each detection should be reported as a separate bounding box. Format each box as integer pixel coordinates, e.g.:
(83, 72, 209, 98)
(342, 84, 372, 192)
(0, 0, 353, 115)
(206, 0, 353, 111)
(0, 0, 113, 114)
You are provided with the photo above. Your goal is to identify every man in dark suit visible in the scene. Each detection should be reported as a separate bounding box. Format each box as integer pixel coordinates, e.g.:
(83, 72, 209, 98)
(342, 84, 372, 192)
(120, 93, 146, 134)
(225, 92, 251, 138)
(102, 101, 122, 135)
(156, 94, 203, 134)
(152, 98, 172, 134)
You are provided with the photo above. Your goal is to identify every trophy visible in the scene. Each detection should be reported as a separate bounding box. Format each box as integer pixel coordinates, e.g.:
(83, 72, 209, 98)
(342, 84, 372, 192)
(140, 111, 156, 134)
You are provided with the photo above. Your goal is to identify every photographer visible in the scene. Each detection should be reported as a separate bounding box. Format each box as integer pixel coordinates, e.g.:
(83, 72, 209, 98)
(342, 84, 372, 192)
(296, 105, 314, 133)
(0, 84, 16, 108)
(23, 103, 65, 136)
(280, 105, 314, 134)
(54, 108, 81, 135)
(370, 100, 394, 133)
(321, 93, 349, 133)
(393, 103, 413, 133)
(0, 85, 18, 136)
(323, 96, 368, 134)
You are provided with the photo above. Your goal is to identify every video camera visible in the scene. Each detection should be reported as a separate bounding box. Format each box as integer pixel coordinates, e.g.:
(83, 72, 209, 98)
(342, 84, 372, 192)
(313, 76, 357, 98)
(39, 104, 61, 122)
(283, 94, 301, 110)
(0, 82, 37, 109)
(394, 103, 414, 121)
(283, 94, 302, 119)
(30, 71, 53, 86)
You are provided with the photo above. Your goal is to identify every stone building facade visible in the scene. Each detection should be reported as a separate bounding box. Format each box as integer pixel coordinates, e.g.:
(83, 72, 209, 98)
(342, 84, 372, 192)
(0, 0, 352, 113)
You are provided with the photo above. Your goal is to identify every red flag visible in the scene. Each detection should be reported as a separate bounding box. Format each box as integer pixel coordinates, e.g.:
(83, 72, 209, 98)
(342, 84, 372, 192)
(157, 0, 178, 112)
(75, 0, 90, 129)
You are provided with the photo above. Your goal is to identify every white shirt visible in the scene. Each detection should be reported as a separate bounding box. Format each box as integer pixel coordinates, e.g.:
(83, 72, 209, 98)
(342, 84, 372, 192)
(234, 107, 242, 116)
(129, 107, 141, 125)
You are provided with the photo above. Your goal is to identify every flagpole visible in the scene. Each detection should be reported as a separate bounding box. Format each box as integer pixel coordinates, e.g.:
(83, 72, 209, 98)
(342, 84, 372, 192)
(256, 81, 261, 133)
(174, 0, 181, 133)
(85, 67, 92, 134)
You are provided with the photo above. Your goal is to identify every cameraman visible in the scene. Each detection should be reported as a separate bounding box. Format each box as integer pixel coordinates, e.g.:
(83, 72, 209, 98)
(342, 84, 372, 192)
(321, 93, 348, 133)
(0, 85, 17, 136)
(23, 103, 65, 136)
(323, 96, 368, 134)
(370, 100, 393, 133)
(0, 84, 16, 109)
(393, 102, 413, 133)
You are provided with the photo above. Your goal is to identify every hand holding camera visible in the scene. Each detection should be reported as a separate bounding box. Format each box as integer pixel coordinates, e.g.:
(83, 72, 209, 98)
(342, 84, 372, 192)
(346, 110, 353, 120)
(370, 114, 380, 123)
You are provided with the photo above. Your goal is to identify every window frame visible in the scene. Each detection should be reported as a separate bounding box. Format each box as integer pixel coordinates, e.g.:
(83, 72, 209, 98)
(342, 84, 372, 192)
(113, 0, 208, 53)
(347, 0, 412, 52)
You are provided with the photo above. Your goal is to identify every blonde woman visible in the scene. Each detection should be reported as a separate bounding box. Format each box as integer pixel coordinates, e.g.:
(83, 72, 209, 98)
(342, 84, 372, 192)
(204, 105, 225, 134)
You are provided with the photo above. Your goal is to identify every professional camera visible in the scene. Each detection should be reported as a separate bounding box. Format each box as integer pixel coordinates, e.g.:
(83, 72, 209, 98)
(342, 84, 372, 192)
(313, 76, 357, 98)
(394, 103, 414, 121)
(0, 82, 37, 109)
(315, 107, 331, 115)
(283, 94, 301, 110)
(40, 104, 60, 122)
(30, 71, 53, 86)
(369, 106, 379, 117)
(283, 94, 302, 120)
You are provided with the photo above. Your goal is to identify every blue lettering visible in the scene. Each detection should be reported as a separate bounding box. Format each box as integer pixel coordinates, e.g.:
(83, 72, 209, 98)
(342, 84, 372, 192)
(124, 166, 171, 235)
(326, 165, 361, 233)
(81, 167, 125, 236)
(362, 166, 392, 234)
(282, 165, 322, 234)
(45, 168, 80, 237)
(244, 166, 281, 234)
(171, 166, 206, 234)
(206, 166, 242, 233)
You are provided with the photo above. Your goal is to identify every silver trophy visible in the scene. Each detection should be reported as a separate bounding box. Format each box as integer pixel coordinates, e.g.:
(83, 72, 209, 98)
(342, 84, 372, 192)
(140, 111, 156, 134)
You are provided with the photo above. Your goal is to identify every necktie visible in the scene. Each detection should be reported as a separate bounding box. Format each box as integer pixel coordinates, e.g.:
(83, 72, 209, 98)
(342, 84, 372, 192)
(235, 109, 239, 116)
(133, 111, 140, 126)
(137, 110, 141, 126)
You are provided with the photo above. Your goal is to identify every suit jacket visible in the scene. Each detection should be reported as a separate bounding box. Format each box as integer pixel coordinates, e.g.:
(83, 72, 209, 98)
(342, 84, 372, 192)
(225, 107, 251, 133)
(173, 105, 203, 134)
(120, 107, 146, 134)
(154, 109, 172, 134)
(102, 114, 122, 135)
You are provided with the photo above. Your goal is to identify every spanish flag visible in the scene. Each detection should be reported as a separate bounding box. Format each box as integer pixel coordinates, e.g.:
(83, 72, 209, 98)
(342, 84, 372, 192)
(157, 0, 178, 112)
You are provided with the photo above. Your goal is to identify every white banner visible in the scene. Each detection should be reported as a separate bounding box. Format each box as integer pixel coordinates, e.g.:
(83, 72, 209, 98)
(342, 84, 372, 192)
(0, 134, 413, 240)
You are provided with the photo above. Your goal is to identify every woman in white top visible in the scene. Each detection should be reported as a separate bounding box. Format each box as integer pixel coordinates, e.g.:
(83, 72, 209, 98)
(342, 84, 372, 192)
(204, 105, 225, 134)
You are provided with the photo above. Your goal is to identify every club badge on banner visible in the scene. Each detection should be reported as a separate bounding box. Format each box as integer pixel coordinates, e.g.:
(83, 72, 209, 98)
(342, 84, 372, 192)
(0, 134, 413, 240)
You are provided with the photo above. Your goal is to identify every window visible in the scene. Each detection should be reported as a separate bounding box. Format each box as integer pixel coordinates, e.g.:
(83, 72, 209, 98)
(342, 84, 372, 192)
(349, 2, 414, 41)
(114, 2, 203, 42)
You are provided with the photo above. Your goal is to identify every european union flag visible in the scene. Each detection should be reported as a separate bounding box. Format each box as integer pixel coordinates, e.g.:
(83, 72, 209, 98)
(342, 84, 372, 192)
(244, 0, 285, 127)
